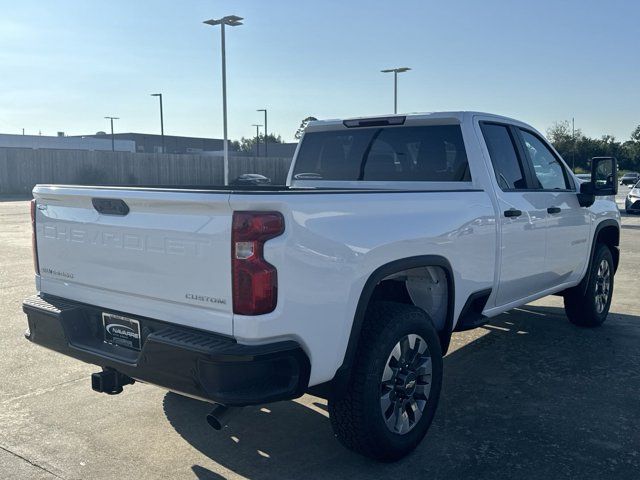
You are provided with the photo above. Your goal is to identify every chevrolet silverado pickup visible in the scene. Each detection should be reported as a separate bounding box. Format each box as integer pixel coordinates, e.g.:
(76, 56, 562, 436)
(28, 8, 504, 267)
(23, 112, 621, 461)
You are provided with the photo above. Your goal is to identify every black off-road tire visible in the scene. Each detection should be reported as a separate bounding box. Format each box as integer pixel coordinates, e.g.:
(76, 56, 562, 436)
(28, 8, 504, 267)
(328, 302, 443, 462)
(564, 243, 614, 327)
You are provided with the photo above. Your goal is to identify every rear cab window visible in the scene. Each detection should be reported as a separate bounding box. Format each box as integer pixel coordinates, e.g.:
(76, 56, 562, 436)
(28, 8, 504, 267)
(292, 124, 471, 183)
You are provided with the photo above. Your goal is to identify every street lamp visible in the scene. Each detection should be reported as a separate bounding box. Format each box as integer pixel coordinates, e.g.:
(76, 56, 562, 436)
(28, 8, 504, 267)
(150, 93, 165, 154)
(380, 67, 411, 114)
(204, 15, 243, 185)
(252, 124, 263, 157)
(572, 117, 576, 172)
(257, 109, 267, 157)
(104, 116, 119, 152)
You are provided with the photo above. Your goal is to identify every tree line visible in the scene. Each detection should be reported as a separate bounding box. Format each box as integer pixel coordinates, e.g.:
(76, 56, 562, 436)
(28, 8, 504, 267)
(547, 121, 640, 172)
(230, 133, 284, 154)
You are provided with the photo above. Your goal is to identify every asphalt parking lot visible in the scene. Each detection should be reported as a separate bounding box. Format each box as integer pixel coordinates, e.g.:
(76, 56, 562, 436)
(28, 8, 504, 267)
(1, 193, 639, 480)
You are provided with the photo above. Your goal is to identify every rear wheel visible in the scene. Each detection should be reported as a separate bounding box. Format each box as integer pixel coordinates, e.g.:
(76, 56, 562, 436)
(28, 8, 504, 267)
(564, 244, 614, 327)
(328, 302, 443, 462)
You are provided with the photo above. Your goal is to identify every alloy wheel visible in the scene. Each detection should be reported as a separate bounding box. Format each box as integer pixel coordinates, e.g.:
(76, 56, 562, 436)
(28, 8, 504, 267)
(594, 258, 611, 314)
(380, 334, 432, 435)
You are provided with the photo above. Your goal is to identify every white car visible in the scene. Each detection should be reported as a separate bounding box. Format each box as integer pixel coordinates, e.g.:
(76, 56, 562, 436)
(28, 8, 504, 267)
(23, 112, 620, 461)
(626, 181, 640, 213)
(576, 173, 592, 182)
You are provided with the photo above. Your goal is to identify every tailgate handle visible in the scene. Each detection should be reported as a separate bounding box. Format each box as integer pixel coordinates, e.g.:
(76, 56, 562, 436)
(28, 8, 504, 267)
(92, 198, 130, 216)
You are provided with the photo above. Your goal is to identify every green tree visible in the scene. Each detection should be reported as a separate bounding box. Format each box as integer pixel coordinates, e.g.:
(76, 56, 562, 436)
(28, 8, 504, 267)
(237, 133, 284, 154)
(547, 120, 580, 144)
(546, 121, 640, 172)
(294, 116, 318, 139)
(624, 125, 640, 170)
(547, 121, 583, 170)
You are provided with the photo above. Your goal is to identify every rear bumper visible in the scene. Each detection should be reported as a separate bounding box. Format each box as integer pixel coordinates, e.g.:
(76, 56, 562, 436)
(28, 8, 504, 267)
(23, 295, 310, 406)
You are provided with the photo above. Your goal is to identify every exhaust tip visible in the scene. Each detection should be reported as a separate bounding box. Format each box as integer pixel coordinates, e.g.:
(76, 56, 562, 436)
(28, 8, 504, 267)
(206, 404, 238, 430)
(206, 412, 224, 430)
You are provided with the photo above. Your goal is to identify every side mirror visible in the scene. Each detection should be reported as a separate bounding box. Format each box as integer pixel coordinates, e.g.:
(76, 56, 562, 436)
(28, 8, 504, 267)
(578, 157, 617, 207)
(591, 157, 618, 195)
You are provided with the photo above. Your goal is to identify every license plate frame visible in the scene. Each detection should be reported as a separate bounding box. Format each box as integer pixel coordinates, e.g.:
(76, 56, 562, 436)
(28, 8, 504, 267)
(102, 312, 142, 351)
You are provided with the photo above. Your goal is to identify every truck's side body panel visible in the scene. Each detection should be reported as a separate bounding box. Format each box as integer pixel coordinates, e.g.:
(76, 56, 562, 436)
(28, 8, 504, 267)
(230, 190, 496, 385)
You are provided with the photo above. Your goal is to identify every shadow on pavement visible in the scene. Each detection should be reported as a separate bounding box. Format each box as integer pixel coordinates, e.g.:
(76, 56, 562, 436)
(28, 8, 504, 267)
(164, 306, 640, 480)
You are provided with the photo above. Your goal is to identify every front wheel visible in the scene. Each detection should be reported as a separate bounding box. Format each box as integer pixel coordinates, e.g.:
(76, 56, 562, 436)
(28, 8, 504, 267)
(328, 302, 443, 462)
(564, 244, 614, 327)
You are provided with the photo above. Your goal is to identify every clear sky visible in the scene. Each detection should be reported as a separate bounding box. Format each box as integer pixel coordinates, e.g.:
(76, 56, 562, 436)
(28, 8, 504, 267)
(0, 0, 638, 142)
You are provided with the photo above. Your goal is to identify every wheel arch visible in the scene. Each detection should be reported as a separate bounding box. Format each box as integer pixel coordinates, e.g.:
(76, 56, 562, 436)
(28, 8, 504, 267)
(309, 255, 455, 399)
(565, 219, 620, 298)
(594, 221, 620, 271)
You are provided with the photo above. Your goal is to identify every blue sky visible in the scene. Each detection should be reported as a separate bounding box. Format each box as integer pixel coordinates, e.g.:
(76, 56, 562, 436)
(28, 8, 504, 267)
(0, 0, 638, 142)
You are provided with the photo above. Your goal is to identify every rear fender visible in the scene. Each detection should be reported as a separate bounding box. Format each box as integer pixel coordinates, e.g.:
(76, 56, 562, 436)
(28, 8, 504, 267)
(312, 255, 454, 399)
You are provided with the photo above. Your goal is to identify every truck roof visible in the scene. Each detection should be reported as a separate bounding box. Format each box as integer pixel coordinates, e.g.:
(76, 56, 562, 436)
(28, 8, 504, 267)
(307, 111, 524, 129)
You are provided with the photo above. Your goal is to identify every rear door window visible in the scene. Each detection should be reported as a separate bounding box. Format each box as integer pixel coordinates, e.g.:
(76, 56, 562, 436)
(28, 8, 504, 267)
(293, 125, 471, 182)
(480, 123, 527, 190)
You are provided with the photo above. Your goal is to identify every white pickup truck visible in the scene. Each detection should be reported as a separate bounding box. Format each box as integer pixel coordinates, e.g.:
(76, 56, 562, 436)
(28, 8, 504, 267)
(23, 112, 620, 461)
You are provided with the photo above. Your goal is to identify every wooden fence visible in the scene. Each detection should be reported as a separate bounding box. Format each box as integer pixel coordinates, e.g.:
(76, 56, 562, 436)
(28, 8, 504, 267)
(0, 147, 293, 194)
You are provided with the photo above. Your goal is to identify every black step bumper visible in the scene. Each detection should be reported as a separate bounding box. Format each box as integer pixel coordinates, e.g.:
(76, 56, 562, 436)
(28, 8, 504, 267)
(23, 295, 310, 406)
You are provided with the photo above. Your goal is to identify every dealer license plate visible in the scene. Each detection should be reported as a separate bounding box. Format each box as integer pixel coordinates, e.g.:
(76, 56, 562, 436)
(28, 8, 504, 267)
(102, 312, 141, 351)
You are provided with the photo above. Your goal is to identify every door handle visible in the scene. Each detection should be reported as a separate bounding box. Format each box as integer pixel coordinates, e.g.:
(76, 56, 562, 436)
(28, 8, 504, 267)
(504, 209, 522, 218)
(547, 206, 561, 214)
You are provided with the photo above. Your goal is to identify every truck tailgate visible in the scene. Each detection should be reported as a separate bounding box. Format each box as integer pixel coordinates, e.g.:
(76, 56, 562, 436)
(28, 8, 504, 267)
(33, 186, 234, 335)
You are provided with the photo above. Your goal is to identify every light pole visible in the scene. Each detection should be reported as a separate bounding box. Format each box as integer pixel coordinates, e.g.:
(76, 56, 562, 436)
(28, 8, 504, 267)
(257, 109, 267, 157)
(104, 116, 119, 151)
(204, 15, 243, 185)
(150, 93, 165, 153)
(380, 67, 411, 114)
(572, 117, 576, 172)
(252, 124, 263, 157)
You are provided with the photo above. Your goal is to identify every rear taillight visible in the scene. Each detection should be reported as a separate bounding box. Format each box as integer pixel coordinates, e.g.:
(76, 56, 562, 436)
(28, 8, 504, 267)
(232, 211, 284, 315)
(30, 199, 40, 275)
